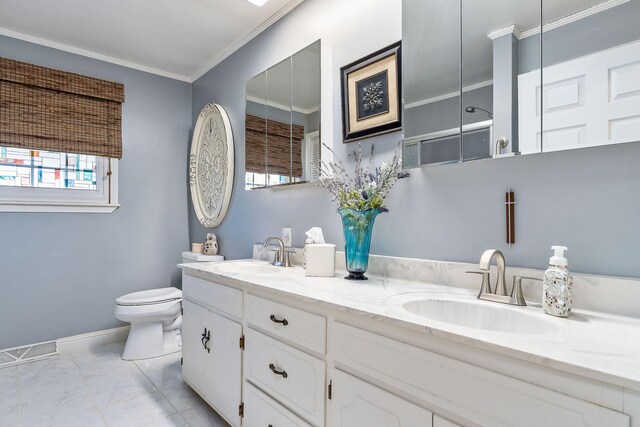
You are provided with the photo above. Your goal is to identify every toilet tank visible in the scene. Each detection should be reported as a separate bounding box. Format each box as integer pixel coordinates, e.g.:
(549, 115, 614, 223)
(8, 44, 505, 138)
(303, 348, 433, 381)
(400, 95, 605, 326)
(181, 251, 224, 263)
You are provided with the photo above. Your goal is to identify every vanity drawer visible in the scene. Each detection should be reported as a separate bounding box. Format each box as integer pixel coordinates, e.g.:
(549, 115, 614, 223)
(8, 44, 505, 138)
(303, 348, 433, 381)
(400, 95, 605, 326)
(245, 294, 326, 354)
(243, 381, 312, 427)
(244, 328, 325, 426)
(330, 321, 629, 427)
(182, 273, 242, 319)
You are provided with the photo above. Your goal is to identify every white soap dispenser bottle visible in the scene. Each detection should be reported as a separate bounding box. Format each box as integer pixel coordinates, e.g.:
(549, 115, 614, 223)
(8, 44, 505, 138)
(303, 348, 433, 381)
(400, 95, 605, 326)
(543, 246, 573, 317)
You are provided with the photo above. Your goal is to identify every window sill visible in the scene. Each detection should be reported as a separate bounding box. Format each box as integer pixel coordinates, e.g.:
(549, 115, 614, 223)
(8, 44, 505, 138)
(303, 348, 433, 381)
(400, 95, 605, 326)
(0, 201, 120, 213)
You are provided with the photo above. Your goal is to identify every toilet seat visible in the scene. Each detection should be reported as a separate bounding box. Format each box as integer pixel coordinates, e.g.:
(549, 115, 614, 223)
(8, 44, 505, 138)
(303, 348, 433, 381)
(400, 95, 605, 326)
(116, 287, 182, 306)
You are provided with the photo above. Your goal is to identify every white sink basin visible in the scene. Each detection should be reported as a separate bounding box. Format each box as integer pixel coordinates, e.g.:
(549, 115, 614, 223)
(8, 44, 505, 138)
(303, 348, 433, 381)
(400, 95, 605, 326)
(403, 298, 558, 335)
(219, 263, 282, 275)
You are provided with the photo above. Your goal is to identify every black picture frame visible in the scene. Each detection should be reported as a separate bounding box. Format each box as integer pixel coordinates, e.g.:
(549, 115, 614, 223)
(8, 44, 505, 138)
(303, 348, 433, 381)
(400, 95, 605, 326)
(340, 41, 402, 143)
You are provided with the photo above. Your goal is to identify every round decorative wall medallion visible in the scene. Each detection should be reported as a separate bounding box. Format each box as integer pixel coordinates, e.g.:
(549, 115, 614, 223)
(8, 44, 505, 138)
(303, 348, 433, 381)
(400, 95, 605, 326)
(189, 103, 234, 228)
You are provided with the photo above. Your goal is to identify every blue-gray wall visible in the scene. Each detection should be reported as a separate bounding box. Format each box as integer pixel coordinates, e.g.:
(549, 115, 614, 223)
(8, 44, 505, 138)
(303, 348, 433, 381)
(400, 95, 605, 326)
(0, 36, 192, 349)
(190, 0, 640, 279)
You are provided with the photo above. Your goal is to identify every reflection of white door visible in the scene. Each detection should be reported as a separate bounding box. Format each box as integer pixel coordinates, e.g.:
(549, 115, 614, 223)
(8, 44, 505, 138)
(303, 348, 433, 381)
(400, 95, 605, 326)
(519, 39, 640, 154)
(305, 131, 320, 181)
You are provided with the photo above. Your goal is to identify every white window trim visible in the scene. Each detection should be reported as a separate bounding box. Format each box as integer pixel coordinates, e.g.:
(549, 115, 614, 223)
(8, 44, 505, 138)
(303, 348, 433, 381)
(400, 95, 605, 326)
(0, 158, 119, 213)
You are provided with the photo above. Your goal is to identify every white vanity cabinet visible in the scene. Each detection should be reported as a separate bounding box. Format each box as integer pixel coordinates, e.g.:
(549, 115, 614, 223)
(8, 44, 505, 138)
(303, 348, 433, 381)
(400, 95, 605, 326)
(180, 267, 636, 427)
(182, 275, 243, 426)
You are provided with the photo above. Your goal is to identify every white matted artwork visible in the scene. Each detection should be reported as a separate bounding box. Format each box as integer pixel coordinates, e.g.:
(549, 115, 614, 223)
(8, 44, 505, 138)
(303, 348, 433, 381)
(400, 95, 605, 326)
(190, 103, 234, 227)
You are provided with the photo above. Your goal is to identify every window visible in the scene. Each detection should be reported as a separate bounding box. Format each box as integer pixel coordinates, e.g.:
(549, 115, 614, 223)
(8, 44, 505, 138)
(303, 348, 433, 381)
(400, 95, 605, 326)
(0, 147, 118, 212)
(0, 57, 123, 212)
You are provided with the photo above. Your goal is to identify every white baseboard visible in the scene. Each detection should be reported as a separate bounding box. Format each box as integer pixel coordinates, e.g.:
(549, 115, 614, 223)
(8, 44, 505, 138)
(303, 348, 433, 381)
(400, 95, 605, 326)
(57, 326, 130, 354)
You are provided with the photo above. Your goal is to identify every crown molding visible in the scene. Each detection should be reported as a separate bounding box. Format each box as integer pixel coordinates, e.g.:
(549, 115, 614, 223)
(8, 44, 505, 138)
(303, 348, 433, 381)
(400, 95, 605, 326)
(488, 25, 522, 40)
(520, 0, 629, 39)
(405, 80, 493, 110)
(0, 27, 192, 82)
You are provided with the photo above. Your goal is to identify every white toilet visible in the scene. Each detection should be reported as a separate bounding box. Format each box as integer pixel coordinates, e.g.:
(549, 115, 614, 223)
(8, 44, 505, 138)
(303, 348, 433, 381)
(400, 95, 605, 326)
(114, 287, 182, 360)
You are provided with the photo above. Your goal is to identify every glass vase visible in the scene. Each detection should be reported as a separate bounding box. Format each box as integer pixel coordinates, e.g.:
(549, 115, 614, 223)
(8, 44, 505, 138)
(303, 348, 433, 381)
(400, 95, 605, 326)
(338, 208, 382, 280)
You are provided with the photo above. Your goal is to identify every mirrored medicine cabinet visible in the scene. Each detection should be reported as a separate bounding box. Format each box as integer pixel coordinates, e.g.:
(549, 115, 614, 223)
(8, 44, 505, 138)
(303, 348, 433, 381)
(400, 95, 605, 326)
(402, 0, 640, 168)
(245, 40, 321, 189)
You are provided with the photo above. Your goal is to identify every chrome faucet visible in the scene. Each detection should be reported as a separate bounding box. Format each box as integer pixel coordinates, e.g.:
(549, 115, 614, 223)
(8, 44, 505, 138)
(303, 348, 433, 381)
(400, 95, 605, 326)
(467, 249, 537, 306)
(262, 236, 293, 267)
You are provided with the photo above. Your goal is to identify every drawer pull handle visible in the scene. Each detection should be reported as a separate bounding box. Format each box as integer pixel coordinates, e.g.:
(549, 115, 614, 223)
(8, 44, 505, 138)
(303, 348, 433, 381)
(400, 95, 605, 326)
(268, 363, 288, 378)
(269, 314, 289, 326)
(201, 328, 211, 353)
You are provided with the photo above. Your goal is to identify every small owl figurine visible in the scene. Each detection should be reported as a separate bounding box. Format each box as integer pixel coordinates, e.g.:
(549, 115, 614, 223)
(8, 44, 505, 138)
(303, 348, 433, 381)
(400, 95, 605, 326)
(203, 233, 218, 255)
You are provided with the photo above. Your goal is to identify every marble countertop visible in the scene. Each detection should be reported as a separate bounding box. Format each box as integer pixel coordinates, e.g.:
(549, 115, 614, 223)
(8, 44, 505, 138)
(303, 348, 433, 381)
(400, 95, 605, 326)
(179, 259, 640, 392)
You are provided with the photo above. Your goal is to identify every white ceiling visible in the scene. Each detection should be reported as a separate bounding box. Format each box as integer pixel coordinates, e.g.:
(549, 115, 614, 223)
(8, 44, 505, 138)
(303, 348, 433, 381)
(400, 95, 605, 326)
(0, 0, 304, 82)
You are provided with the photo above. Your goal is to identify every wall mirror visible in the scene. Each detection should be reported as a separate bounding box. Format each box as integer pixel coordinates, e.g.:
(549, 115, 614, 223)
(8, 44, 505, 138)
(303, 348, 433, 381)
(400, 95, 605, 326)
(534, 0, 640, 154)
(245, 40, 321, 189)
(403, 0, 640, 168)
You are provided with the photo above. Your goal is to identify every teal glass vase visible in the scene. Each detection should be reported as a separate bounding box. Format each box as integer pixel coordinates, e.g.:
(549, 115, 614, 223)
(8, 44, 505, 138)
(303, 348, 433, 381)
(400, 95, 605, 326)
(338, 208, 382, 280)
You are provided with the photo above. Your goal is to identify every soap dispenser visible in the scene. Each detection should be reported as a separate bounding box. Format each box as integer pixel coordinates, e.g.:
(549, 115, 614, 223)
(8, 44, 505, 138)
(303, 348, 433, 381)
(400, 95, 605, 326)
(543, 246, 573, 317)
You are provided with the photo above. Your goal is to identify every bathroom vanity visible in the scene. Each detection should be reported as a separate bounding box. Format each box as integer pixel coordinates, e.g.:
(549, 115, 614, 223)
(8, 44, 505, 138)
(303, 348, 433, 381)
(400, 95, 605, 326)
(179, 258, 640, 426)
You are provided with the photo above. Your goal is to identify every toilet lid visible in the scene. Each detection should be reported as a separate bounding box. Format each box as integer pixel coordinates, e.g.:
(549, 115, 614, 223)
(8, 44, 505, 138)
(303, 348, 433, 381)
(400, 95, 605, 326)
(116, 287, 182, 306)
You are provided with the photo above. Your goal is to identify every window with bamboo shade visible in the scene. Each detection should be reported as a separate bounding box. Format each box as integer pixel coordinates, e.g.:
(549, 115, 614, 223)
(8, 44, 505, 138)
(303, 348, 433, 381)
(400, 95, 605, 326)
(0, 57, 124, 212)
(0, 57, 124, 158)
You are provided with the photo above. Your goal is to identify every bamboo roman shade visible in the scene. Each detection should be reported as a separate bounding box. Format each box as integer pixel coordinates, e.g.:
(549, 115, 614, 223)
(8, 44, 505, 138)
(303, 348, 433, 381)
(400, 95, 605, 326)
(0, 57, 125, 158)
(246, 114, 304, 177)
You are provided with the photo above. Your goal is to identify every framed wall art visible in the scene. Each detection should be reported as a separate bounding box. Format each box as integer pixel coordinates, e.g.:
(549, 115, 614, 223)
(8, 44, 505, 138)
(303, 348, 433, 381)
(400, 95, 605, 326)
(340, 41, 401, 142)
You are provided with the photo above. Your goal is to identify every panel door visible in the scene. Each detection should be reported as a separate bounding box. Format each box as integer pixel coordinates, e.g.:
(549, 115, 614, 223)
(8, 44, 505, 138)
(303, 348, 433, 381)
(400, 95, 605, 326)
(328, 369, 433, 427)
(519, 39, 640, 154)
(182, 299, 211, 399)
(182, 299, 243, 426)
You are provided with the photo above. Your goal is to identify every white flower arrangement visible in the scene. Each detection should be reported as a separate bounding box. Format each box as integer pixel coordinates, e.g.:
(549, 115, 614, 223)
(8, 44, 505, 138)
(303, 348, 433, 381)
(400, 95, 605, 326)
(317, 142, 405, 212)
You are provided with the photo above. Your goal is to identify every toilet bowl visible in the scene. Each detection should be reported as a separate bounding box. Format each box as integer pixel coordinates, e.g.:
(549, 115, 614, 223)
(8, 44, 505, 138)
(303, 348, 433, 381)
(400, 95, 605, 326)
(115, 287, 182, 360)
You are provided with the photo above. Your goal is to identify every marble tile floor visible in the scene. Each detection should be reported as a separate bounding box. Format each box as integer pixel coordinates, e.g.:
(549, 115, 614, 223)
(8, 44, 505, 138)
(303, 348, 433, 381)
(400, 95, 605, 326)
(0, 341, 230, 427)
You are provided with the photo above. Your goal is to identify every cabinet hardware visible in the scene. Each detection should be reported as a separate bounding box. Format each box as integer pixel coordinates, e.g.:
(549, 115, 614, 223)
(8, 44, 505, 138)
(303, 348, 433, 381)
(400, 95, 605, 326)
(238, 402, 244, 417)
(239, 334, 245, 350)
(268, 363, 288, 378)
(328, 379, 332, 399)
(201, 328, 211, 353)
(180, 357, 183, 366)
(269, 314, 289, 326)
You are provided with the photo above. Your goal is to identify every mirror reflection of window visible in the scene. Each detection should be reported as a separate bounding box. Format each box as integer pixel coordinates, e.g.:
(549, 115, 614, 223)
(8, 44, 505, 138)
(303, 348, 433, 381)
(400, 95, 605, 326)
(244, 40, 321, 189)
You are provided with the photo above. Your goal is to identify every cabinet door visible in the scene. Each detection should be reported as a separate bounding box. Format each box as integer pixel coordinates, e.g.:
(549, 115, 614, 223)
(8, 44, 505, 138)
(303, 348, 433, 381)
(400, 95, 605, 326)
(328, 369, 432, 427)
(182, 299, 243, 426)
(182, 300, 210, 398)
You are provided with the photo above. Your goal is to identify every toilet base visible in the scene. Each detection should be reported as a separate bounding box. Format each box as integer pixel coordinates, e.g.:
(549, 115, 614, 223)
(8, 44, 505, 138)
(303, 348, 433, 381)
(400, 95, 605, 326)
(122, 320, 181, 360)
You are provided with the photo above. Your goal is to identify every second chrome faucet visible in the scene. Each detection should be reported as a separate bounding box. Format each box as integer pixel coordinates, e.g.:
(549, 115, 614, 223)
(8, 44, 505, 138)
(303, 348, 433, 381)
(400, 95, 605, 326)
(263, 236, 294, 267)
(467, 249, 540, 306)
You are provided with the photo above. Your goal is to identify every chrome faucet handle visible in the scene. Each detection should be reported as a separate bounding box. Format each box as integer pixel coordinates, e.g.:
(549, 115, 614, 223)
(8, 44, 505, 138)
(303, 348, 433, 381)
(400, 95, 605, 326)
(263, 236, 285, 266)
(284, 249, 296, 268)
(511, 275, 542, 306)
(466, 270, 492, 295)
(268, 249, 282, 266)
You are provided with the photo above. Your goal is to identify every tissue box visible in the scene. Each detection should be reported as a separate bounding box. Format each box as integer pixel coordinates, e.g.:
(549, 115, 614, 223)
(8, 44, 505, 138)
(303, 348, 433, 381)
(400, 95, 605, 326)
(305, 244, 336, 277)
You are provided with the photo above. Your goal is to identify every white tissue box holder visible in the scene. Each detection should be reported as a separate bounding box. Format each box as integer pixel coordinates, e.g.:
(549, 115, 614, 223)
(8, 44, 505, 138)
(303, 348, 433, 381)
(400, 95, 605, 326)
(305, 244, 336, 277)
